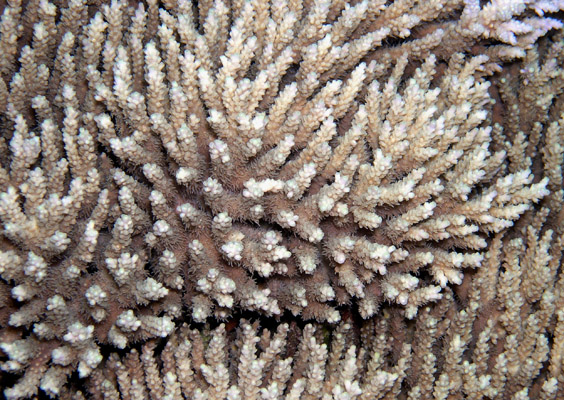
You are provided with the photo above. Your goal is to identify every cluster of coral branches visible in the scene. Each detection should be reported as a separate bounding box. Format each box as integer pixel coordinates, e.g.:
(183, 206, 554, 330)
(0, 0, 563, 398)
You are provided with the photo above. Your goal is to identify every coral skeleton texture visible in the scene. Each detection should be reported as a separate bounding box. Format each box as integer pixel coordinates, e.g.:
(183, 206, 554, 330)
(0, 0, 563, 398)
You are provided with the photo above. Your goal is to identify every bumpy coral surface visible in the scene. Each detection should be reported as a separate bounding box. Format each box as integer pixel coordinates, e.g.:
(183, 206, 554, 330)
(0, 0, 563, 398)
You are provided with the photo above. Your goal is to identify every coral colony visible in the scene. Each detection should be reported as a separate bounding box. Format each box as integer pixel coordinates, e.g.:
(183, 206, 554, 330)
(0, 0, 563, 398)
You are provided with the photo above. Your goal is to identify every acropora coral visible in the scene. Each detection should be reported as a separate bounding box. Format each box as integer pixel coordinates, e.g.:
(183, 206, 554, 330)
(0, 0, 563, 398)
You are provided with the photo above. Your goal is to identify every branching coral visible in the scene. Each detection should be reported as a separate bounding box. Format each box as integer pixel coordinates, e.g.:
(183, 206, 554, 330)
(89, 202, 564, 399)
(0, 0, 563, 398)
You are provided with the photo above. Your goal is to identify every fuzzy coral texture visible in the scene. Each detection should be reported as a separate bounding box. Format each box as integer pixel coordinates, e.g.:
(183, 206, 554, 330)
(0, 0, 563, 398)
